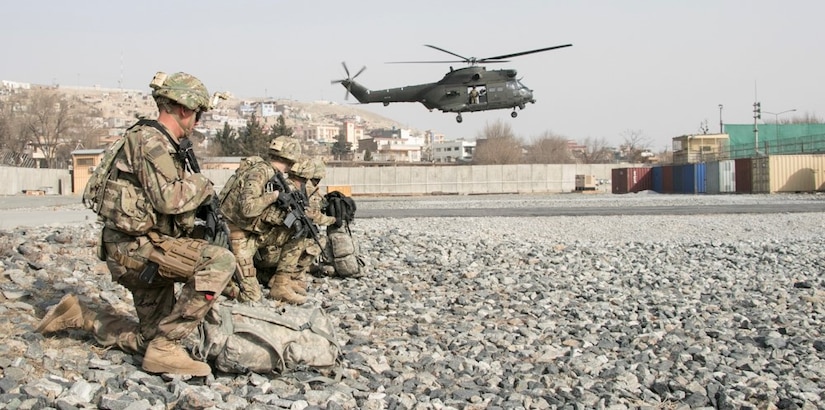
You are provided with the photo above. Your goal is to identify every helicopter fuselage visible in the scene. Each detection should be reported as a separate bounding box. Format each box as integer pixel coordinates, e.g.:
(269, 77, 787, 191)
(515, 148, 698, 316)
(343, 66, 535, 115)
(333, 43, 569, 122)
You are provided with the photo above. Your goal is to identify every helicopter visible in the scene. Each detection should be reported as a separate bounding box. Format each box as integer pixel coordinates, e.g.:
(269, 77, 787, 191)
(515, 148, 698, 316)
(331, 43, 572, 123)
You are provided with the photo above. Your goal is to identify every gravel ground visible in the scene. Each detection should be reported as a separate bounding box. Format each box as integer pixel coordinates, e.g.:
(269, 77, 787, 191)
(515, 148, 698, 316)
(1, 193, 824, 409)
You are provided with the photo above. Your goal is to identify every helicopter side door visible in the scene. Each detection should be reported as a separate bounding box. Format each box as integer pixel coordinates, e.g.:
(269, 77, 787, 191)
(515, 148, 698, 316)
(484, 82, 505, 106)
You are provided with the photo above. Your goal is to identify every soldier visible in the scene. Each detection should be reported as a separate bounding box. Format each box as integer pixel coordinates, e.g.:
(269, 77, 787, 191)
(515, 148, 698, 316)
(469, 85, 480, 105)
(218, 136, 301, 302)
(280, 158, 338, 290)
(37, 72, 235, 377)
(303, 159, 337, 227)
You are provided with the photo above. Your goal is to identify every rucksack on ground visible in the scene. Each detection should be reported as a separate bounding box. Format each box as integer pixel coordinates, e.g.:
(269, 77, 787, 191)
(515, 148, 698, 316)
(324, 191, 356, 229)
(324, 224, 364, 277)
(322, 191, 364, 277)
(190, 301, 341, 376)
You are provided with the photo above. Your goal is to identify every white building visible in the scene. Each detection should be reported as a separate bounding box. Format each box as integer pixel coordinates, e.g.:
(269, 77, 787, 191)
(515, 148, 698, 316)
(358, 135, 422, 162)
(432, 139, 475, 163)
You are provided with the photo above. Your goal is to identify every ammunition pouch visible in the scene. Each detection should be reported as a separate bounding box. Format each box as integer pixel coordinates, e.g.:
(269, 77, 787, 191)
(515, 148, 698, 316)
(236, 256, 256, 278)
(99, 178, 156, 236)
(147, 236, 208, 282)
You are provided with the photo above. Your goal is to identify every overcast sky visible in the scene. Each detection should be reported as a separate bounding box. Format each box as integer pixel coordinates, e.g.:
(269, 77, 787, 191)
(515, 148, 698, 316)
(3, 1, 822, 150)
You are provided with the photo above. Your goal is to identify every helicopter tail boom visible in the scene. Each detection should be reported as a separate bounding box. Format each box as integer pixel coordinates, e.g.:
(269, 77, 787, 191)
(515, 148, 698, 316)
(339, 80, 371, 103)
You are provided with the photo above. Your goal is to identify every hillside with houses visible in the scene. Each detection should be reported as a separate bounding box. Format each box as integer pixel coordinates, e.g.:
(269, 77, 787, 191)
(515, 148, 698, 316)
(1, 80, 462, 168)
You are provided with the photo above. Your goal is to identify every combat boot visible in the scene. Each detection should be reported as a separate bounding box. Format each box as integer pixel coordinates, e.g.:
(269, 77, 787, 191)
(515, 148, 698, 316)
(36, 294, 96, 334)
(290, 271, 308, 296)
(142, 335, 211, 376)
(269, 275, 307, 305)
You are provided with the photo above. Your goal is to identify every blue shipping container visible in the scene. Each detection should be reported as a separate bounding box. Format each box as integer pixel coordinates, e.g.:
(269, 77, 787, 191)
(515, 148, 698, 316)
(652, 166, 664, 193)
(673, 163, 706, 193)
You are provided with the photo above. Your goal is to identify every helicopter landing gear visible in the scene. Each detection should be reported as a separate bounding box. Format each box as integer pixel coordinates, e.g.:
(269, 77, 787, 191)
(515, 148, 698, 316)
(383, 102, 390, 106)
(511, 111, 518, 118)
(456, 114, 463, 123)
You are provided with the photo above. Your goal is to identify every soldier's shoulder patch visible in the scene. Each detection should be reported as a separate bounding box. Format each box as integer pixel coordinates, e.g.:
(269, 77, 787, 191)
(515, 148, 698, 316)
(142, 134, 179, 181)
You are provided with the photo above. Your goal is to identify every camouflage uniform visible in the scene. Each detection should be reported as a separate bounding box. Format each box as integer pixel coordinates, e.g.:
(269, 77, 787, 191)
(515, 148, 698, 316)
(219, 137, 302, 303)
(299, 159, 336, 274)
(302, 159, 339, 276)
(38, 72, 234, 377)
(258, 158, 330, 303)
(304, 159, 337, 229)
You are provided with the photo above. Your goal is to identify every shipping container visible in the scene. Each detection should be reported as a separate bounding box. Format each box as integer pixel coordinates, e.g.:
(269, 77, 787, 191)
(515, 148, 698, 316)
(662, 165, 674, 193)
(694, 163, 707, 193)
(734, 158, 753, 193)
(673, 163, 706, 194)
(706, 160, 736, 194)
(611, 167, 653, 194)
(752, 154, 825, 193)
(652, 166, 663, 193)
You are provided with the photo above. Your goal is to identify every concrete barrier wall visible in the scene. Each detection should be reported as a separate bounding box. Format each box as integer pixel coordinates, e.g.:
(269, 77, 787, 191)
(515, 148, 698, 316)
(316, 163, 637, 195)
(0, 166, 72, 195)
(6, 164, 642, 196)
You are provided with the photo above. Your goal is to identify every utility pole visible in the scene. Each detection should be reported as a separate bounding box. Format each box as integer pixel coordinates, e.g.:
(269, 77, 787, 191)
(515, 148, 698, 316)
(718, 104, 723, 134)
(753, 101, 761, 154)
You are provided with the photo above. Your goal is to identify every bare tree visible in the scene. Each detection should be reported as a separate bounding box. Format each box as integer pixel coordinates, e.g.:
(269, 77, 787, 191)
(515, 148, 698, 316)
(472, 120, 522, 164)
(524, 132, 574, 164)
(577, 137, 613, 164)
(14, 89, 92, 168)
(0, 93, 34, 154)
(789, 112, 824, 124)
(619, 129, 651, 163)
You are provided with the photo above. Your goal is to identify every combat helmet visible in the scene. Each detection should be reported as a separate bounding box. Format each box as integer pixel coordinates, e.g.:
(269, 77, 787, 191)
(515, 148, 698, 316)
(269, 136, 302, 163)
(149, 72, 211, 112)
(290, 158, 315, 180)
(310, 158, 326, 181)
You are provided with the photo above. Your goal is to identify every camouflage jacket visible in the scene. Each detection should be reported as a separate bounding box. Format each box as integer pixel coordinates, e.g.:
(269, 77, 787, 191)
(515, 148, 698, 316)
(220, 157, 286, 235)
(305, 180, 336, 227)
(107, 121, 213, 238)
(255, 176, 303, 247)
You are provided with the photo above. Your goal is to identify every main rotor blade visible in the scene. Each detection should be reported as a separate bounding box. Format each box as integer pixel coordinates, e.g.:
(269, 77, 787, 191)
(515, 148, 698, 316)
(352, 66, 366, 79)
(341, 62, 350, 78)
(386, 60, 510, 64)
(386, 60, 468, 64)
(424, 44, 469, 61)
(480, 44, 573, 62)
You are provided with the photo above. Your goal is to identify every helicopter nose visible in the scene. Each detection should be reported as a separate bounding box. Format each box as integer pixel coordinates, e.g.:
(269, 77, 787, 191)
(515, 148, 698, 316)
(521, 88, 534, 101)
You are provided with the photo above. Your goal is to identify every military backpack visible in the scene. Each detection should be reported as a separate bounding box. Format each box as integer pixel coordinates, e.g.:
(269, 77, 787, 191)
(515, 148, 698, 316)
(190, 301, 341, 377)
(82, 120, 160, 237)
(322, 191, 364, 277)
(218, 156, 273, 232)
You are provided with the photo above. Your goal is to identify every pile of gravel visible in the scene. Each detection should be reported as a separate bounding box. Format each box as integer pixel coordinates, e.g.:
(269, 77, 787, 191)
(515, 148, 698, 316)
(1, 194, 824, 409)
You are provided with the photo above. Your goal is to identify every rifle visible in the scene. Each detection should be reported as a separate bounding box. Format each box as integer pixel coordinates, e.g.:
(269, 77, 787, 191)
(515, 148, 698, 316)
(177, 138, 245, 294)
(272, 172, 325, 259)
